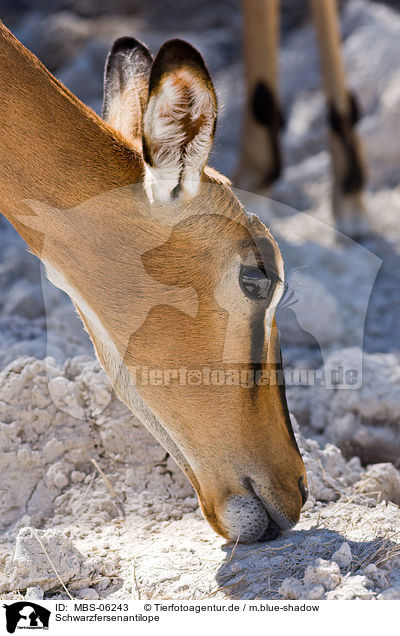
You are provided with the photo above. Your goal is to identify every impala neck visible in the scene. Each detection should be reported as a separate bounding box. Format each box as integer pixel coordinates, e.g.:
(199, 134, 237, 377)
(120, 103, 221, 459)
(0, 22, 143, 257)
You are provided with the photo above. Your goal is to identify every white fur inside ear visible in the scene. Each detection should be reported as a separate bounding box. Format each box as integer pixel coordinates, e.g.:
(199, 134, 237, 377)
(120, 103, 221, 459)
(144, 165, 181, 204)
(143, 70, 216, 203)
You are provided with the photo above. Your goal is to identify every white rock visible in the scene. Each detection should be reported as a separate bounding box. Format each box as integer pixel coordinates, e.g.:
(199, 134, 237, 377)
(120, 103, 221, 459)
(278, 577, 305, 600)
(303, 559, 342, 591)
(71, 471, 86, 483)
(4, 527, 86, 592)
(326, 575, 374, 600)
(25, 586, 44, 600)
(377, 585, 400, 600)
(76, 587, 100, 600)
(48, 376, 85, 419)
(332, 542, 352, 568)
(363, 563, 389, 590)
(311, 349, 400, 464)
(354, 464, 400, 505)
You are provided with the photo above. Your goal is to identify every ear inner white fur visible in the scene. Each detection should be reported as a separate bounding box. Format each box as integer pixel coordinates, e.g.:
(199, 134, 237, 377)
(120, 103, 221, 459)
(143, 69, 217, 203)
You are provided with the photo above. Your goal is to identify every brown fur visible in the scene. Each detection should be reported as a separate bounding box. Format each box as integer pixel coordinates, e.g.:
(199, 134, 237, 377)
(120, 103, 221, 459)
(0, 22, 307, 541)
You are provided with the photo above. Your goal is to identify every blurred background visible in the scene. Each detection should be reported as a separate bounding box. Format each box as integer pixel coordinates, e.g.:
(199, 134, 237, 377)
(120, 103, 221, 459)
(1, 0, 400, 179)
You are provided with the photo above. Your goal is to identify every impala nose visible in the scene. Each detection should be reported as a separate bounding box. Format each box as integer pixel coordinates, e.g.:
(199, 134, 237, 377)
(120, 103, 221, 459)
(299, 475, 308, 506)
(256, 476, 307, 543)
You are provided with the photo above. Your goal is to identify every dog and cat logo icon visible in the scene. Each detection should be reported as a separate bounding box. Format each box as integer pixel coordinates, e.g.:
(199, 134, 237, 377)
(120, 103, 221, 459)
(2, 602, 50, 633)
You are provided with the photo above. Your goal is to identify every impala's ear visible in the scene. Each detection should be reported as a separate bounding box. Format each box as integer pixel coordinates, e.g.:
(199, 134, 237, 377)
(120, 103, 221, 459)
(102, 37, 153, 144)
(142, 39, 217, 203)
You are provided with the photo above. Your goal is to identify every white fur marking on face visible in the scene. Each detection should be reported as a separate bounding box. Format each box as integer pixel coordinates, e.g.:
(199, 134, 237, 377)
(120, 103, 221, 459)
(143, 70, 216, 203)
(264, 253, 285, 341)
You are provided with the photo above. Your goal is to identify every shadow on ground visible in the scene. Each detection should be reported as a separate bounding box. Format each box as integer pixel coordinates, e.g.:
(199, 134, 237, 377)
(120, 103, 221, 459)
(216, 526, 398, 599)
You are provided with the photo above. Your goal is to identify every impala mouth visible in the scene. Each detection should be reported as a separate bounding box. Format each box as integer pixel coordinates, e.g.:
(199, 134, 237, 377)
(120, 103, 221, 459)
(257, 517, 281, 542)
(244, 477, 293, 542)
(223, 478, 290, 543)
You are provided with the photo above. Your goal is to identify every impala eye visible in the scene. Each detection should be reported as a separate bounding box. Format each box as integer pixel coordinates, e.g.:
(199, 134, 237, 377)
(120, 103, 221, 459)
(239, 266, 276, 301)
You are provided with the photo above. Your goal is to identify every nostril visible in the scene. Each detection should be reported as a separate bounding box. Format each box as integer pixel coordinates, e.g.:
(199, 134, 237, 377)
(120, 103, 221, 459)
(298, 475, 308, 506)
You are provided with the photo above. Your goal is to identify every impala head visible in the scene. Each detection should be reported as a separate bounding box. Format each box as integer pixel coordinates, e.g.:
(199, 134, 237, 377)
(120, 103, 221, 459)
(2, 26, 307, 543)
(99, 37, 307, 542)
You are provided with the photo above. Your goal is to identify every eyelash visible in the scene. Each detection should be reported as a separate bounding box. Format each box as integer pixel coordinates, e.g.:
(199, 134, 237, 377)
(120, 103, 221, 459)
(239, 265, 278, 301)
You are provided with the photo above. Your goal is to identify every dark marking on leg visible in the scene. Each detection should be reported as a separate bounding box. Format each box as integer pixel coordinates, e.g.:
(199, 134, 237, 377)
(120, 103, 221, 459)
(349, 91, 361, 126)
(252, 82, 284, 129)
(327, 91, 366, 195)
(251, 81, 284, 187)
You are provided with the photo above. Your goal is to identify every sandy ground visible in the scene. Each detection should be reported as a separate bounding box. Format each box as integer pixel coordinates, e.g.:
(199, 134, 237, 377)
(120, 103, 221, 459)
(0, 0, 400, 599)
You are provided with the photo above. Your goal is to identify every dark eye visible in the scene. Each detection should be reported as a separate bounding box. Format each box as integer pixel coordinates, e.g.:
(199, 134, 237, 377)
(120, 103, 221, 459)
(239, 266, 276, 301)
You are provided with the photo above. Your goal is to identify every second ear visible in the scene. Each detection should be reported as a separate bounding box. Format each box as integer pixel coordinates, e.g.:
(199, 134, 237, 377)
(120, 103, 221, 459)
(142, 39, 217, 204)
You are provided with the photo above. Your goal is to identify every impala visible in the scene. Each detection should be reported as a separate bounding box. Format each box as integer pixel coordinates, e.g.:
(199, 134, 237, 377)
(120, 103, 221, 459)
(236, 0, 368, 239)
(0, 22, 308, 542)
